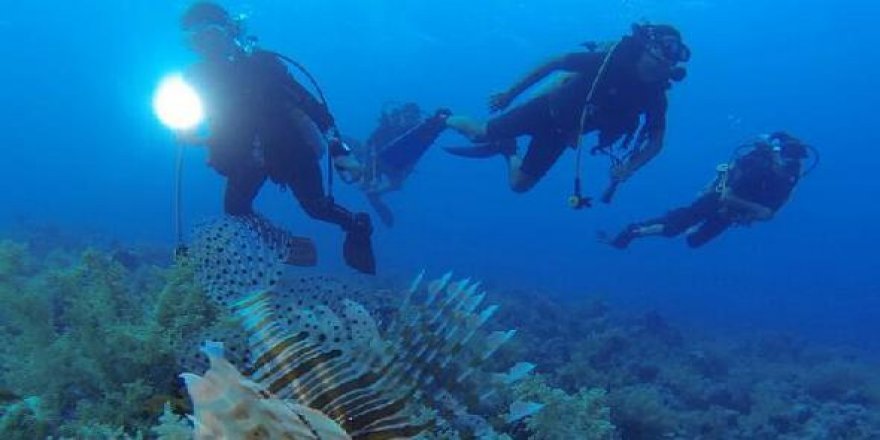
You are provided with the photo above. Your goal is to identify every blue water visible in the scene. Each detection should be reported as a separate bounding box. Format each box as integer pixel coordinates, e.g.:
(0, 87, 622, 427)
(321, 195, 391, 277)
(1, 1, 877, 352)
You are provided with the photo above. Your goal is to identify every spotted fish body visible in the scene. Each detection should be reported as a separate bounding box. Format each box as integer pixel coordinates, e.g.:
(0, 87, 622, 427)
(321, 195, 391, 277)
(191, 216, 529, 438)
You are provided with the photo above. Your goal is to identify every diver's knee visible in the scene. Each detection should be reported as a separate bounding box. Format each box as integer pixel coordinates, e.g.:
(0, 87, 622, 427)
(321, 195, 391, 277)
(446, 115, 487, 140)
(299, 198, 331, 220)
(299, 196, 361, 231)
(509, 174, 537, 193)
(685, 235, 710, 248)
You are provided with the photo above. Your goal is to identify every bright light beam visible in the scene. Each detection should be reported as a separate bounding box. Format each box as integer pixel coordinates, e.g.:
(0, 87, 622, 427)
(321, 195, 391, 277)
(153, 74, 205, 131)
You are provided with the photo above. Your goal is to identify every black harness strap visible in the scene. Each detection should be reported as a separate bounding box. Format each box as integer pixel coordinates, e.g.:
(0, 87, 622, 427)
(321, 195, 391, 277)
(271, 52, 341, 200)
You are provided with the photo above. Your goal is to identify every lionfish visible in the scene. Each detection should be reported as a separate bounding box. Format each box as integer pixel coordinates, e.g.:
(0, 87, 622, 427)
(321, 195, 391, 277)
(186, 216, 539, 438)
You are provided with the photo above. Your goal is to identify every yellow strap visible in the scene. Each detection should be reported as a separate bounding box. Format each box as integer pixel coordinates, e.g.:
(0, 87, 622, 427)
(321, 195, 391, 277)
(714, 162, 732, 193)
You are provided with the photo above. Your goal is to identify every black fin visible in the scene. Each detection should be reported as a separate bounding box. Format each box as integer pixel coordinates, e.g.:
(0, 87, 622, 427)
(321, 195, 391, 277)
(444, 143, 504, 158)
(344, 214, 376, 274)
(367, 193, 395, 228)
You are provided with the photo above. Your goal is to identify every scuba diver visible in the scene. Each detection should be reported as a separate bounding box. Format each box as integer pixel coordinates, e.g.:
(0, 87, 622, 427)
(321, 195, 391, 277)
(179, 2, 376, 274)
(347, 103, 451, 227)
(444, 24, 690, 206)
(606, 132, 815, 249)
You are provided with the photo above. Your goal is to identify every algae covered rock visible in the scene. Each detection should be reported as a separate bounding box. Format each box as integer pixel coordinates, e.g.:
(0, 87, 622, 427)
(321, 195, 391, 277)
(512, 374, 614, 439)
(0, 240, 217, 436)
(0, 397, 49, 440)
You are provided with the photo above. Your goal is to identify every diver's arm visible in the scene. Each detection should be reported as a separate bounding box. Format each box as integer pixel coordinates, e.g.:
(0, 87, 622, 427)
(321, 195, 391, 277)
(723, 149, 796, 219)
(629, 134, 664, 172)
(365, 178, 397, 196)
(616, 94, 668, 178)
(612, 129, 664, 181)
(285, 80, 335, 132)
(259, 52, 335, 132)
(721, 190, 776, 220)
(329, 146, 364, 184)
(490, 56, 566, 111)
(505, 56, 566, 99)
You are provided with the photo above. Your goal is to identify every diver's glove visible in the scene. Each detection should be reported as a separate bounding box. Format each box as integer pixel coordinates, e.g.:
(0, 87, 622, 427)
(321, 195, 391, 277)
(332, 153, 364, 184)
(327, 136, 363, 183)
(610, 163, 634, 182)
(433, 107, 453, 119)
(429, 108, 453, 127)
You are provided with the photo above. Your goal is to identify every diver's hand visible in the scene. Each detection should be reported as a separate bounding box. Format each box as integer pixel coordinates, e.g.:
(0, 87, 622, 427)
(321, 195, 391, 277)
(333, 154, 364, 184)
(488, 91, 514, 113)
(721, 192, 775, 224)
(610, 163, 633, 182)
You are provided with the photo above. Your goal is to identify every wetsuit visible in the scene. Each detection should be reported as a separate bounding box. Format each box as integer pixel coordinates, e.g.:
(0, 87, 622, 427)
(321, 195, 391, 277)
(188, 50, 361, 231)
(485, 37, 669, 179)
(352, 106, 450, 227)
(375, 110, 449, 184)
(645, 147, 800, 247)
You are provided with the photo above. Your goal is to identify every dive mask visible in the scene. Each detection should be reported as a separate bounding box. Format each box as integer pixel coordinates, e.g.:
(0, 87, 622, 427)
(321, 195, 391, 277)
(182, 2, 253, 53)
(634, 23, 691, 64)
(761, 133, 809, 160)
(654, 35, 691, 64)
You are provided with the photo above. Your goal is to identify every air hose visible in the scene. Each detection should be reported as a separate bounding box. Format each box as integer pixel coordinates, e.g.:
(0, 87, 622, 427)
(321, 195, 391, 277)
(173, 144, 187, 257)
(570, 42, 620, 210)
(273, 52, 345, 199)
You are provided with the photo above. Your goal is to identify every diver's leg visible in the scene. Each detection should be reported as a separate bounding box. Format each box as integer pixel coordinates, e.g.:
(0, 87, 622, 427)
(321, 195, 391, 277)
(685, 215, 732, 248)
(510, 134, 568, 193)
(446, 97, 549, 158)
(288, 159, 355, 226)
(367, 193, 395, 228)
(610, 194, 720, 248)
(288, 158, 376, 274)
(445, 115, 487, 141)
(270, 108, 363, 230)
(223, 163, 267, 216)
(506, 154, 535, 193)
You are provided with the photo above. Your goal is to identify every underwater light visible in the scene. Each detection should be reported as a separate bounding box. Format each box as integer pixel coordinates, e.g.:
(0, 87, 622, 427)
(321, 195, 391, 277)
(153, 74, 204, 131)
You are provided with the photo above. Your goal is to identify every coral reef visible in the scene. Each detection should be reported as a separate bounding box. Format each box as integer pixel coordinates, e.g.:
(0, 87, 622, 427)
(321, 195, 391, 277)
(493, 288, 880, 439)
(512, 374, 614, 439)
(151, 403, 192, 440)
(0, 397, 48, 439)
(190, 217, 540, 438)
(0, 238, 219, 436)
(0, 222, 878, 439)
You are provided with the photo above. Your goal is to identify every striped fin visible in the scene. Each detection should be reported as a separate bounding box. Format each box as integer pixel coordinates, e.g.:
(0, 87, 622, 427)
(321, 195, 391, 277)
(228, 271, 518, 438)
(379, 274, 519, 426)
(425, 272, 453, 306)
(234, 287, 436, 439)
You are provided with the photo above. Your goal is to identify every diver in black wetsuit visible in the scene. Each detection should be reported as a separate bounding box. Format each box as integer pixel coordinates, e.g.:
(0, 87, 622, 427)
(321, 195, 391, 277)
(347, 103, 451, 227)
(179, 2, 375, 274)
(607, 132, 812, 249)
(445, 24, 690, 202)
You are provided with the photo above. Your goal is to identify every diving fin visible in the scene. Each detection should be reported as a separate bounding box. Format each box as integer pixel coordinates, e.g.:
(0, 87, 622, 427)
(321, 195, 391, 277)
(444, 139, 516, 158)
(284, 236, 318, 266)
(343, 213, 376, 274)
(367, 193, 395, 228)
